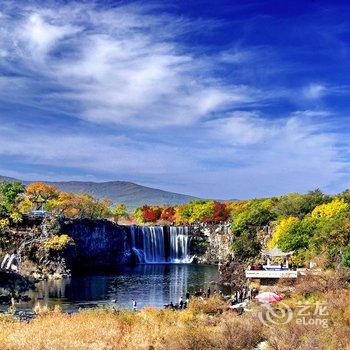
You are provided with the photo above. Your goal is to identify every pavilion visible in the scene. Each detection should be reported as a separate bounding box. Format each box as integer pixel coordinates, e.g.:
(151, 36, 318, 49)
(245, 247, 298, 279)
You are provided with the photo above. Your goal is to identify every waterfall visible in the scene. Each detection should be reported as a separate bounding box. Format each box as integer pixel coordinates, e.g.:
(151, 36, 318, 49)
(130, 226, 191, 264)
(1, 253, 10, 269)
(141, 226, 166, 263)
(0, 253, 19, 271)
(169, 226, 192, 263)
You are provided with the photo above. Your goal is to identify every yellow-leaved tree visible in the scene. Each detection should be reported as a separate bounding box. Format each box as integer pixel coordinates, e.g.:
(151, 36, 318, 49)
(311, 198, 349, 219)
(267, 216, 299, 249)
(25, 182, 59, 211)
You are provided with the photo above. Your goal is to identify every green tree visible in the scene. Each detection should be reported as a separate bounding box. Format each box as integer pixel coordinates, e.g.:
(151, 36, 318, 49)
(277, 216, 317, 252)
(0, 181, 24, 216)
(0, 181, 25, 226)
(113, 203, 128, 222)
(342, 242, 350, 267)
(273, 189, 331, 219)
(231, 199, 275, 235)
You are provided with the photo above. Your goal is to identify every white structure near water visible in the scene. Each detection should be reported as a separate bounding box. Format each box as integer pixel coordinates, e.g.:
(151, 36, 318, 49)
(245, 247, 298, 279)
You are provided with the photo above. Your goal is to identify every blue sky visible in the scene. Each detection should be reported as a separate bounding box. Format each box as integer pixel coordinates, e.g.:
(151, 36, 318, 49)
(0, 0, 350, 198)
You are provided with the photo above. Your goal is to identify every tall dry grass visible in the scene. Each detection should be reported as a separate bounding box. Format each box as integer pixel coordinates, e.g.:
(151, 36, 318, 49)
(264, 271, 350, 350)
(0, 298, 263, 350)
(1, 274, 349, 350)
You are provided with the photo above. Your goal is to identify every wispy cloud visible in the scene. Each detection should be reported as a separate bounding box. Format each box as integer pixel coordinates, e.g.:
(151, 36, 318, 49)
(0, 1, 349, 198)
(303, 83, 327, 99)
(0, 111, 347, 198)
(0, 1, 258, 128)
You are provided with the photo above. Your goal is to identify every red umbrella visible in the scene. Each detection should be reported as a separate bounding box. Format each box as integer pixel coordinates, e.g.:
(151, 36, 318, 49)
(255, 292, 282, 303)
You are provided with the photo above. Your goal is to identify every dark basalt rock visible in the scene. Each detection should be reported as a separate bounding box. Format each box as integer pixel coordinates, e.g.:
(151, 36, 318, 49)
(0, 270, 35, 304)
(59, 219, 132, 271)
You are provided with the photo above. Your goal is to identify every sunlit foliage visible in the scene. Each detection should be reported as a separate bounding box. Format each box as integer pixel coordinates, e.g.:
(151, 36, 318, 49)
(0, 181, 25, 229)
(25, 182, 59, 210)
(267, 216, 299, 249)
(44, 234, 73, 251)
(112, 203, 128, 222)
(53, 192, 112, 219)
(311, 198, 348, 219)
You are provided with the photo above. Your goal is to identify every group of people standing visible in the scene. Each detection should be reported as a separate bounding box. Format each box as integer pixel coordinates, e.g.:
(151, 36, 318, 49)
(165, 291, 191, 310)
(164, 286, 225, 310)
(229, 286, 258, 305)
(132, 285, 258, 311)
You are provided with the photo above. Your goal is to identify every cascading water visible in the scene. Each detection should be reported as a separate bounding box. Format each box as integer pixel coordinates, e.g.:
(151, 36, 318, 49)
(130, 226, 192, 264)
(169, 226, 192, 263)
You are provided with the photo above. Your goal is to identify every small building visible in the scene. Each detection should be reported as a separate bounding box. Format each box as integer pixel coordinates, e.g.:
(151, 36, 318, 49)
(245, 247, 298, 279)
(28, 209, 48, 218)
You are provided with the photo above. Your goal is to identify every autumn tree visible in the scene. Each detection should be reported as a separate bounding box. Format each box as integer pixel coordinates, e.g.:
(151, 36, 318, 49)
(25, 182, 59, 211)
(52, 192, 111, 219)
(212, 202, 230, 222)
(133, 205, 162, 223)
(160, 206, 175, 223)
(113, 203, 128, 222)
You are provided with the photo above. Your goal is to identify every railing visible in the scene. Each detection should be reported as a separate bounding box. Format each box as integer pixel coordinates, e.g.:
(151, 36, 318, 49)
(245, 269, 298, 279)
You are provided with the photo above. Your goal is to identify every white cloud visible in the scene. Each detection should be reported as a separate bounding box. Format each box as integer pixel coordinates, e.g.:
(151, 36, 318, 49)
(303, 83, 326, 99)
(0, 2, 257, 128)
(0, 1, 348, 198)
(21, 13, 80, 59)
(206, 111, 275, 145)
(0, 110, 347, 198)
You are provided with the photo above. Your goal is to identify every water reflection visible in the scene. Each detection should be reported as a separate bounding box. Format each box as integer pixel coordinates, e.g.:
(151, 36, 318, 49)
(17, 264, 220, 312)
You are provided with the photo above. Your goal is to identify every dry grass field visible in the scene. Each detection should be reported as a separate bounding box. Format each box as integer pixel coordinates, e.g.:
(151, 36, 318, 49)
(1, 274, 350, 350)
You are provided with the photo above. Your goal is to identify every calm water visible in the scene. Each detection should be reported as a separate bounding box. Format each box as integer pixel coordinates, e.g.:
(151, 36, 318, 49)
(16, 264, 220, 312)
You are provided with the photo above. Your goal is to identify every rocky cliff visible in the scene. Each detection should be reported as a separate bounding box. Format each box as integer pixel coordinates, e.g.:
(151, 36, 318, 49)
(189, 223, 233, 264)
(2, 217, 241, 284)
(60, 219, 132, 270)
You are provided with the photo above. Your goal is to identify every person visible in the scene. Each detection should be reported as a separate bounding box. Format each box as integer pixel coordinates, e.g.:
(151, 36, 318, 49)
(207, 287, 211, 298)
(247, 288, 252, 300)
(132, 298, 137, 312)
(179, 296, 184, 309)
(280, 262, 284, 270)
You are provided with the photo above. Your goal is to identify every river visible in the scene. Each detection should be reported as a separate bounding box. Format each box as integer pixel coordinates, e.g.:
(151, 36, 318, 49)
(14, 264, 221, 312)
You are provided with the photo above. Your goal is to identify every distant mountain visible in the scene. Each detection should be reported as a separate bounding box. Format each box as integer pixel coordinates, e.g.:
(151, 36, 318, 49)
(0, 176, 198, 208)
(0, 175, 19, 182)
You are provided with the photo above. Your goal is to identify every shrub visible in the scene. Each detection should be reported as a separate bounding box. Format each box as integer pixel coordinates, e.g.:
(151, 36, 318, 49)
(44, 234, 74, 251)
(294, 270, 348, 297)
(188, 295, 228, 315)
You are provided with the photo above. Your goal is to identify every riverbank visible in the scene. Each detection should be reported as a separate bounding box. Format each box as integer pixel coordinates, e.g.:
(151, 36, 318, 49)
(1, 280, 349, 350)
(0, 270, 349, 350)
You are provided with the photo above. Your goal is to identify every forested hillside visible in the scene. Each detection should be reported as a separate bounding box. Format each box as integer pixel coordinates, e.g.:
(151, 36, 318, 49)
(1, 179, 350, 269)
(0, 176, 197, 208)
